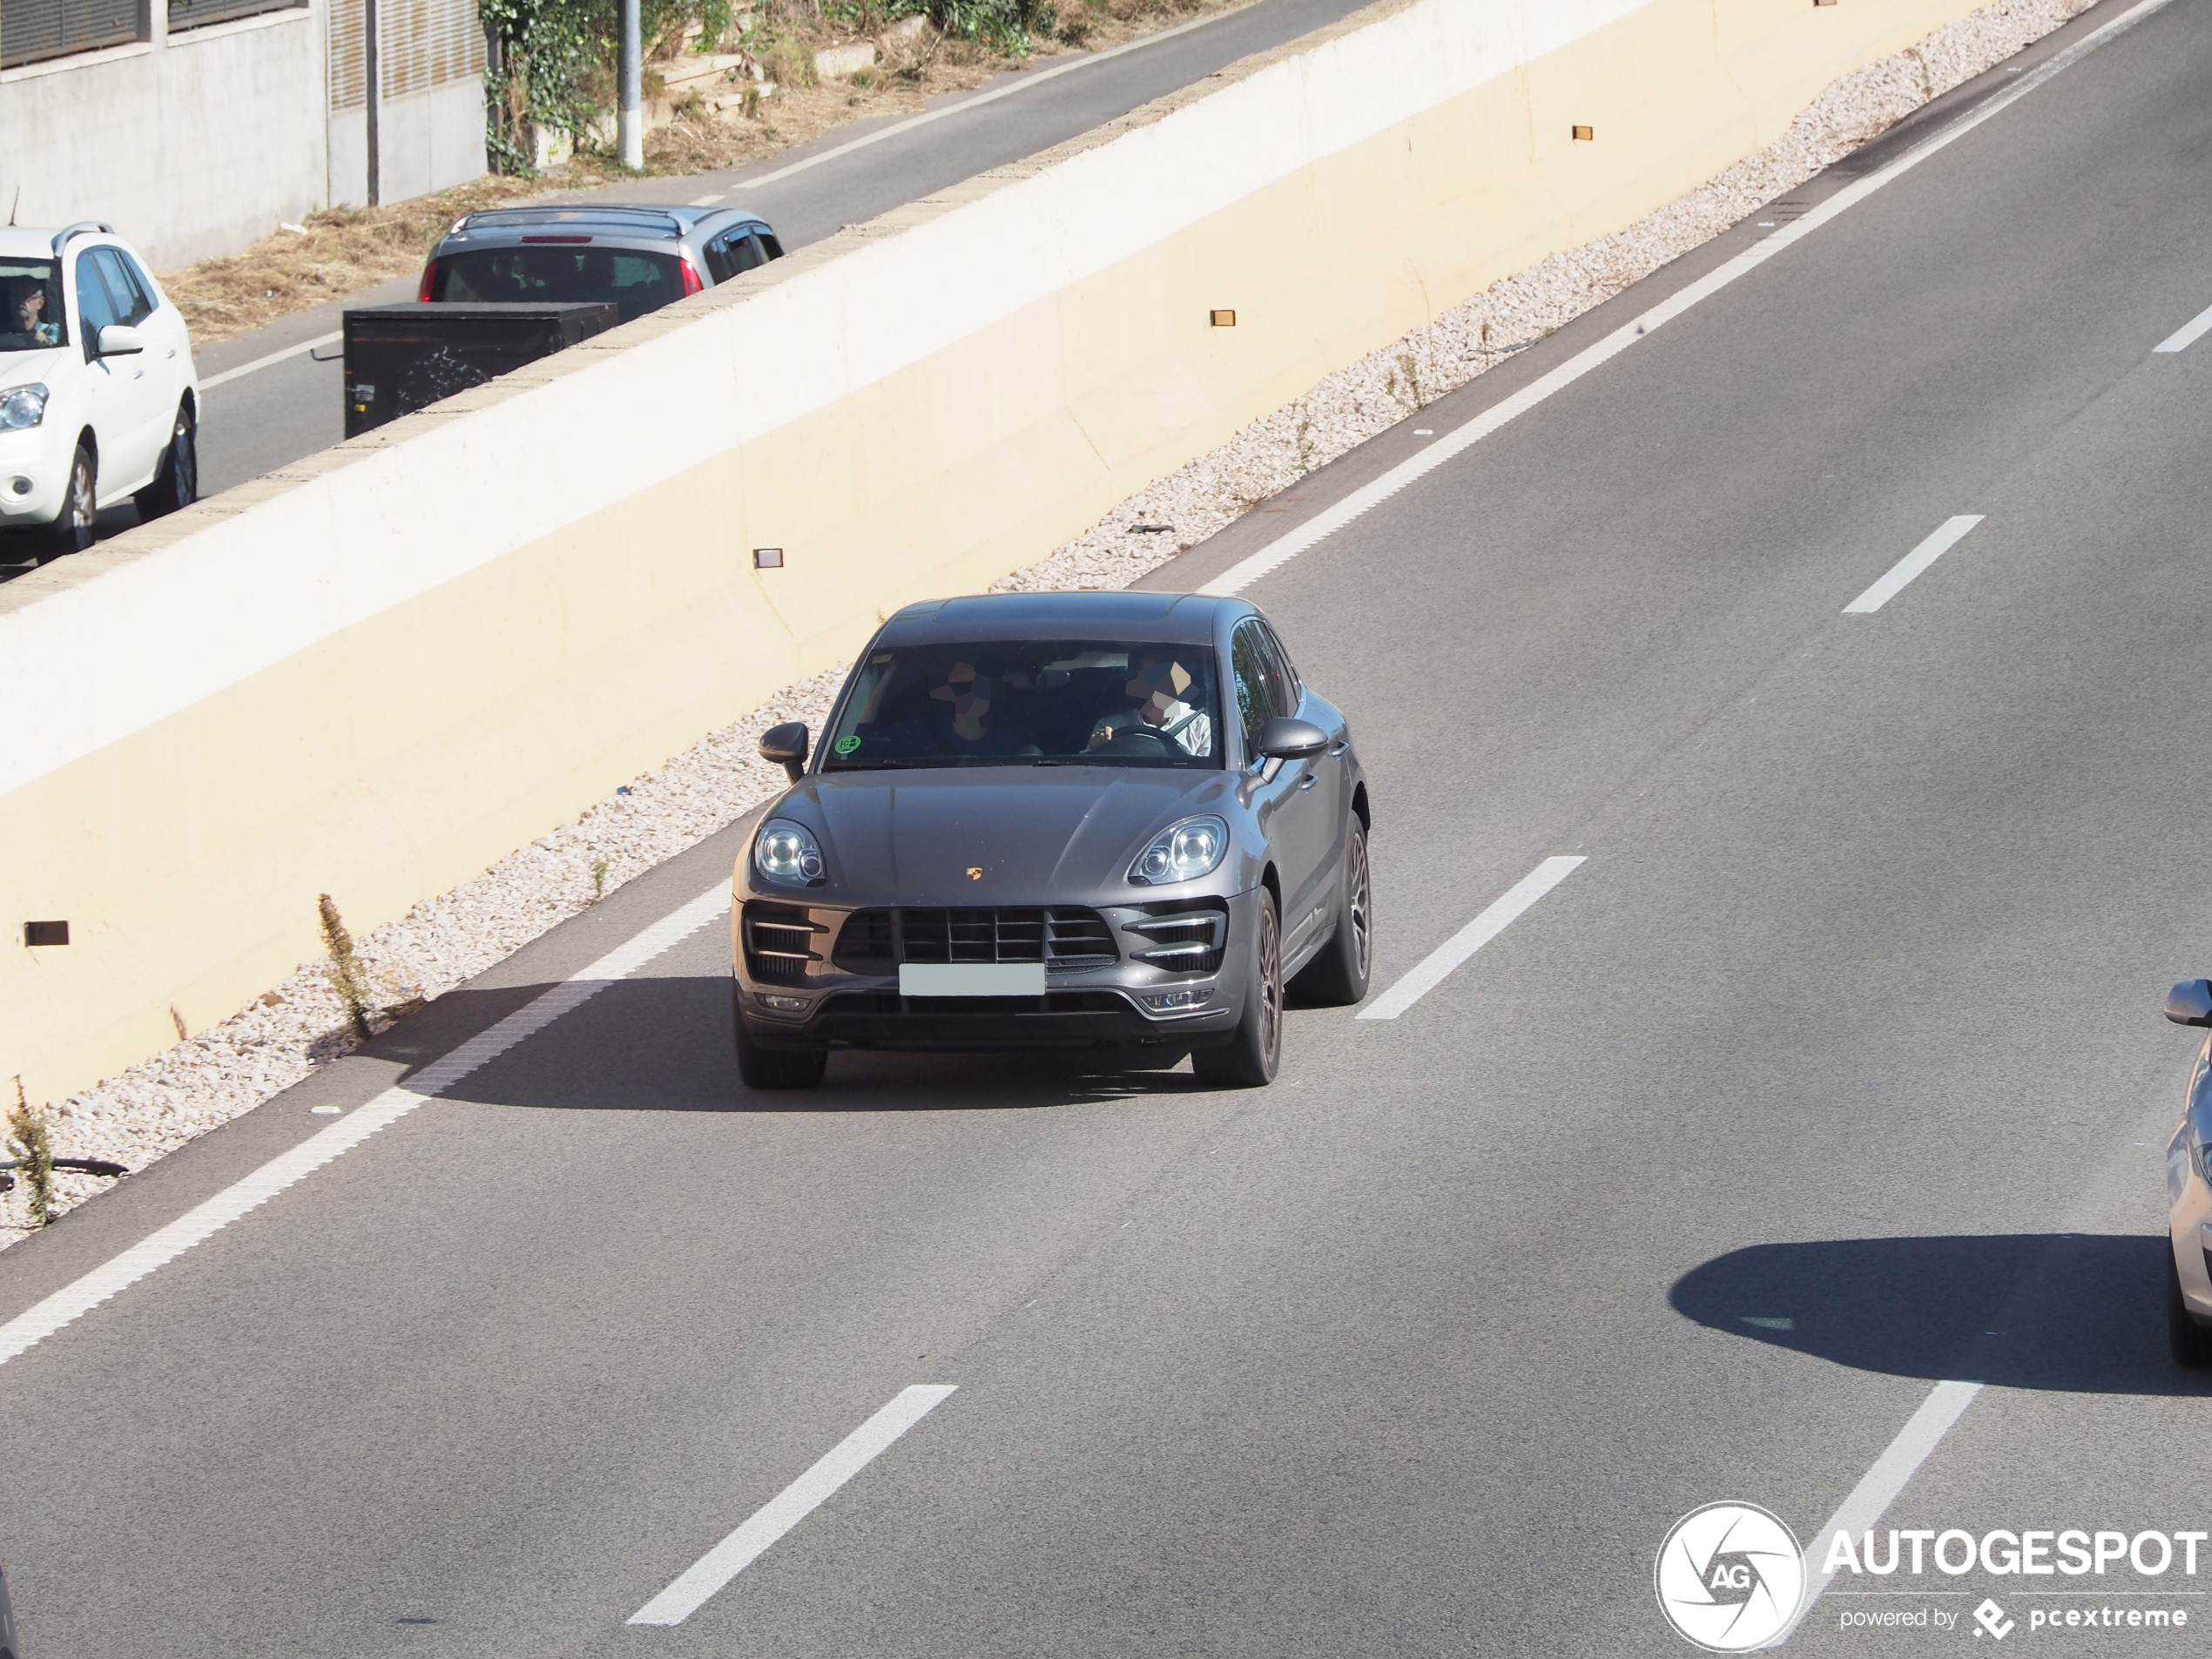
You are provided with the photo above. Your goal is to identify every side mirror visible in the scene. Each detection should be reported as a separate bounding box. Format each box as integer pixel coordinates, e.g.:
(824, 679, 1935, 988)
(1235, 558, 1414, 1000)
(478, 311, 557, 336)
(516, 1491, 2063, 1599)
(759, 720, 809, 784)
(1255, 717, 1328, 761)
(2168, 980, 2212, 1027)
(96, 323, 145, 357)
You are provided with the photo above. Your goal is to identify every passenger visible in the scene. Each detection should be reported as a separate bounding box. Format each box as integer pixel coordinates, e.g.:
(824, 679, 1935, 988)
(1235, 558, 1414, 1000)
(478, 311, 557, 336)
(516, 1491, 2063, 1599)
(3, 278, 59, 346)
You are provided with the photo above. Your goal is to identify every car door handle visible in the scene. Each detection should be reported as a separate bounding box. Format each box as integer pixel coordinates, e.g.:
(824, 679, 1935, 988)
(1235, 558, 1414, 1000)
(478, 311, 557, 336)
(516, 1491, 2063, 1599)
(1298, 773, 1318, 792)
(1329, 741, 1349, 757)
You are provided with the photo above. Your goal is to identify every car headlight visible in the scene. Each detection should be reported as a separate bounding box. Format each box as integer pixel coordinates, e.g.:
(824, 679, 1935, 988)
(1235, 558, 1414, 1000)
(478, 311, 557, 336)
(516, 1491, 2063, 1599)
(754, 818, 826, 886)
(1129, 815, 1229, 886)
(0, 384, 48, 431)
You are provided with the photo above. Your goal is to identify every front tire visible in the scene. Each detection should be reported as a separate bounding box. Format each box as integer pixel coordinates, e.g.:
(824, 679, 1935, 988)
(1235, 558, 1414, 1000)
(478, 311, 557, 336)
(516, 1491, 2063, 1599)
(1193, 888, 1282, 1088)
(134, 403, 198, 519)
(732, 985, 827, 1090)
(43, 443, 96, 558)
(1291, 820, 1372, 1007)
(2168, 1245, 2212, 1367)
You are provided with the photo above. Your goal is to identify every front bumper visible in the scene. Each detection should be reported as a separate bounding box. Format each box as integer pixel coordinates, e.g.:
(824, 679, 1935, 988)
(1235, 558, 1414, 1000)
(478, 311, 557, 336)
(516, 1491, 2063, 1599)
(733, 888, 1259, 1054)
(0, 424, 66, 527)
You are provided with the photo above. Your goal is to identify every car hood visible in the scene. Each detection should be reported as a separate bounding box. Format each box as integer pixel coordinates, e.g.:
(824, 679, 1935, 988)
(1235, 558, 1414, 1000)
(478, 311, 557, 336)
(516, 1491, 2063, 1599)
(0, 347, 66, 386)
(789, 766, 1238, 907)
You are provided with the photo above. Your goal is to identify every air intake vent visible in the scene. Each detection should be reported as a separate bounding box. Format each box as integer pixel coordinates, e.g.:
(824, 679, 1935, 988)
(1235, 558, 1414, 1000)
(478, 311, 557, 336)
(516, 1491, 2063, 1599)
(743, 901, 822, 985)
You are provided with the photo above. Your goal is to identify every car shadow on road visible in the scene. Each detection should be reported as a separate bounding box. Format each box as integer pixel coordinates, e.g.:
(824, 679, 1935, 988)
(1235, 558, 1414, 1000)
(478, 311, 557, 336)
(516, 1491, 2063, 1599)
(381, 973, 1217, 1114)
(1670, 1234, 2210, 1396)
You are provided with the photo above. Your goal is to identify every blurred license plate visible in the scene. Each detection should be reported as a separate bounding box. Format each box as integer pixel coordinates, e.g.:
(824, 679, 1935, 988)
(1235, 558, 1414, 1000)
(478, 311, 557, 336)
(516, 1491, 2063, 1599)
(900, 963, 1047, 997)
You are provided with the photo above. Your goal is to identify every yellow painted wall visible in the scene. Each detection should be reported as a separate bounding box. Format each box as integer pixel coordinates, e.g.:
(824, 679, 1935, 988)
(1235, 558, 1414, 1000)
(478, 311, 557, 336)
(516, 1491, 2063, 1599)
(1, 0, 2000, 1103)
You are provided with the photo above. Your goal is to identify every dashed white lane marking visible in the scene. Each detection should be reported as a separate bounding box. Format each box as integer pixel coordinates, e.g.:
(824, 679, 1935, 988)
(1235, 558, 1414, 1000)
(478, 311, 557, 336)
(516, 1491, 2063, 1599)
(0, 883, 731, 1372)
(1843, 515, 1984, 614)
(198, 330, 343, 391)
(1197, 0, 2178, 599)
(628, 1384, 959, 1627)
(2154, 300, 2212, 354)
(1783, 1379, 1984, 1641)
(690, 194, 725, 206)
(1358, 855, 1583, 1022)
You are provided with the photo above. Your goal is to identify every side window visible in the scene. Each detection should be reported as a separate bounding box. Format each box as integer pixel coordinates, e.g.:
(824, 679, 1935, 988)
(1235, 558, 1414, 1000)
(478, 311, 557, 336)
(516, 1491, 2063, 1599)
(705, 232, 767, 284)
(107, 248, 159, 320)
(1231, 624, 1272, 758)
(91, 249, 152, 325)
(759, 232, 784, 260)
(74, 250, 119, 358)
(1256, 623, 1301, 716)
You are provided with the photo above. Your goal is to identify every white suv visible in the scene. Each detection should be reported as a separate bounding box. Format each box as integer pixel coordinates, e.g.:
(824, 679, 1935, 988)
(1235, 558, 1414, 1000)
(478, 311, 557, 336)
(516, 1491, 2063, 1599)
(0, 220, 200, 556)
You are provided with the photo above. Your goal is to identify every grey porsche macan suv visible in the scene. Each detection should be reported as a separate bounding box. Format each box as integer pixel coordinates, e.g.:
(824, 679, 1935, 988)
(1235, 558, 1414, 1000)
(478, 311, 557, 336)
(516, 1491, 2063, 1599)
(729, 592, 1372, 1089)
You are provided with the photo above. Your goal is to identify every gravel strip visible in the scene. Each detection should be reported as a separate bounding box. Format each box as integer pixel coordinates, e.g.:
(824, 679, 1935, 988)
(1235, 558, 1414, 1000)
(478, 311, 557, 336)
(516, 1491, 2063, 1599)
(1, 0, 2092, 1243)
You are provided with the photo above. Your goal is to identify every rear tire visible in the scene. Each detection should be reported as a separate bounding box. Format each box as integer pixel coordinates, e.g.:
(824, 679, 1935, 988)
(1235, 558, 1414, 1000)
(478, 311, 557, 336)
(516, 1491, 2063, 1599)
(42, 443, 95, 559)
(2168, 1245, 2212, 1367)
(732, 985, 827, 1090)
(1193, 888, 1282, 1088)
(1291, 820, 1371, 1007)
(134, 404, 198, 519)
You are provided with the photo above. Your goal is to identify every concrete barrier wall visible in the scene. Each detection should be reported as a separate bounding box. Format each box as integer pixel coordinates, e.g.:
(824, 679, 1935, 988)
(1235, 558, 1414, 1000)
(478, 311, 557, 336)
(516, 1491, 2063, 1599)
(0, 0, 1997, 1103)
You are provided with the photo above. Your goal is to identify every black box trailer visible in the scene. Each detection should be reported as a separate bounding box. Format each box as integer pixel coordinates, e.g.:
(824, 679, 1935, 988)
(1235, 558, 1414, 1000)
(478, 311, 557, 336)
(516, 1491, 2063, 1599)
(341, 301, 622, 437)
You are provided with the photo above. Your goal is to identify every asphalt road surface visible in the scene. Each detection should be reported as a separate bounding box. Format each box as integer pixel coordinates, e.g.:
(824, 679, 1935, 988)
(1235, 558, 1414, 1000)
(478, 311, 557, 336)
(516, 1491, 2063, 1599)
(6, 0, 2212, 1654)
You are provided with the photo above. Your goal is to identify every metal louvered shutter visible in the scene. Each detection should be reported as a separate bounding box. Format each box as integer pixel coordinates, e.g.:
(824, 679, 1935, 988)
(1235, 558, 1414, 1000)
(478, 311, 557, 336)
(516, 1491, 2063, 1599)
(380, 0, 480, 99)
(1, 0, 146, 68)
(327, 0, 362, 108)
(168, 0, 304, 36)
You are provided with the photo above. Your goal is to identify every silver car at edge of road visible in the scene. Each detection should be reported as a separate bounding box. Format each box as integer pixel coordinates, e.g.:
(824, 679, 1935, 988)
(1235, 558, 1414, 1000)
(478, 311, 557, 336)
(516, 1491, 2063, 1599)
(415, 204, 784, 320)
(2159, 976, 2212, 1364)
(729, 591, 1374, 1090)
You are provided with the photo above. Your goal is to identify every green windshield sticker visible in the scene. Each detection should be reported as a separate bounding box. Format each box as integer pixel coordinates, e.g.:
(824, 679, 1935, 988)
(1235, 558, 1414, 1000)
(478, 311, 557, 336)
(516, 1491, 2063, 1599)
(834, 734, 862, 754)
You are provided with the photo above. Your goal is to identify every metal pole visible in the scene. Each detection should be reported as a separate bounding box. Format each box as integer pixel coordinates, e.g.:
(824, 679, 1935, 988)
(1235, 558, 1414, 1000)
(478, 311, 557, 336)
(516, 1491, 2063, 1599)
(363, 0, 381, 205)
(618, 0, 642, 171)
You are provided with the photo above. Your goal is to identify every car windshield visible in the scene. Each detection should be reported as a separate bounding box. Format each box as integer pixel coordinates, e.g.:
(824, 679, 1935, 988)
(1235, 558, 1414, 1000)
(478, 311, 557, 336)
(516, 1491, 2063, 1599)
(0, 260, 64, 352)
(823, 640, 1223, 769)
(429, 246, 684, 320)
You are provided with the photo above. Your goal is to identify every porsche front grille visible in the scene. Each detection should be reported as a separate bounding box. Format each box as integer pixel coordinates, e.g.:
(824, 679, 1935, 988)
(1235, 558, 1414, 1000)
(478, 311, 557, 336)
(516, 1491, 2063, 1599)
(833, 907, 1117, 973)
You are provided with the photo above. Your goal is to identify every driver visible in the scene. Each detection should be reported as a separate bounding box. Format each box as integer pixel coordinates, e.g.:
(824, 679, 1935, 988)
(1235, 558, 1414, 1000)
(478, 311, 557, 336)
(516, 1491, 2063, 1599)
(3, 278, 59, 345)
(1087, 658, 1211, 756)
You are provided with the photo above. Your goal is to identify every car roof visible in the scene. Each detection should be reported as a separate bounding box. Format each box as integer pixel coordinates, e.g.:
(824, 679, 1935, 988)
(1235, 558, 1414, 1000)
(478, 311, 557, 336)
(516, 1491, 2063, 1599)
(0, 224, 127, 261)
(442, 204, 765, 243)
(878, 591, 1245, 647)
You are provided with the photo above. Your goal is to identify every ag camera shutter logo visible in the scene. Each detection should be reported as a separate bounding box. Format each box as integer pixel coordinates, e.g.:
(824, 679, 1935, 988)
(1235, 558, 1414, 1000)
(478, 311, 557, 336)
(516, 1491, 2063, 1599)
(1655, 1501, 1806, 1651)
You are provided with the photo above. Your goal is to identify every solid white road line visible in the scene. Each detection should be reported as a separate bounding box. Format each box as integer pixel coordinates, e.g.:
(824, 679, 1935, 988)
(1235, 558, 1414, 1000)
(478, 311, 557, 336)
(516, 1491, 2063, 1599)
(0, 883, 731, 1372)
(628, 1384, 959, 1627)
(1842, 515, 1984, 614)
(1196, 0, 2178, 598)
(1358, 855, 1583, 1022)
(1783, 1379, 1985, 1641)
(718, 3, 1245, 199)
(198, 330, 345, 392)
(2153, 300, 2212, 354)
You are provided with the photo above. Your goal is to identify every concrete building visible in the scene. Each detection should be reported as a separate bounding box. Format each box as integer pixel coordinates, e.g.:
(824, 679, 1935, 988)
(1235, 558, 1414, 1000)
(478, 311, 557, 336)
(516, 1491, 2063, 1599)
(0, 0, 484, 273)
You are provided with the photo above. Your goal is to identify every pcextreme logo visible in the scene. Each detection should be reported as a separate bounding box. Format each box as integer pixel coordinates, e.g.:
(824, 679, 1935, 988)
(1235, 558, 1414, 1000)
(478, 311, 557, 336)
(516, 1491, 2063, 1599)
(1656, 1502, 1807, 1652)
